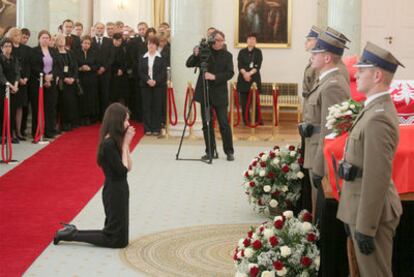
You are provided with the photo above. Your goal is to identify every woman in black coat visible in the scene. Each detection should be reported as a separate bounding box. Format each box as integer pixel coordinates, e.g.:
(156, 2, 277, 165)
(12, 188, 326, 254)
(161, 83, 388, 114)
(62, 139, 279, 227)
(236, 33, 263, 125)
(139, 36, 167, 136)
(0, 38, 20, 143)
(29, 30, 62, 139)
(55, 34, 79, 131)
(76, 35, 99, 125)
(110, 33, 129, 105)
(53, 103, 135, 248)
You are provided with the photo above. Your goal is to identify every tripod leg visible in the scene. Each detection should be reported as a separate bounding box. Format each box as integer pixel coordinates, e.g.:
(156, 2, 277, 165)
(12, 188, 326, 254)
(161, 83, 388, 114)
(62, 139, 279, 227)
(175, 98, 195, 159)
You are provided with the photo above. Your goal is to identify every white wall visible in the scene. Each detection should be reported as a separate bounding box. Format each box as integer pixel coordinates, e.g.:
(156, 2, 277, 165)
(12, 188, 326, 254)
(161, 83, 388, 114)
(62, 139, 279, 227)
(211, 0, 318, 91)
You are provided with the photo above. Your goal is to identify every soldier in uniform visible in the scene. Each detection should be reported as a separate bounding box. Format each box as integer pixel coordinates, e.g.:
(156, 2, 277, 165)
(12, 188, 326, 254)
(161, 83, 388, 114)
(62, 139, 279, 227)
(337, 42, 403, 276)
(300, 25, 322, 213)
(325, 26, 351, 85)
(301, 31, 350, 222)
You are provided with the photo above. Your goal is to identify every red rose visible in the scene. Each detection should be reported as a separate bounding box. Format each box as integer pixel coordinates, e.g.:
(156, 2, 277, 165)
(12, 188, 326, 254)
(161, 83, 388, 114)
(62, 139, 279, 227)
(241, 250, 245, 257)
(273, 260, 284, 270)
(260, 161, 267, 167)
(289, 145, 295, 151)
(259, 226, 264, 233)
(243, 238, 251, 247)
(298, 157, 304, 165)
(233, 251, 238, 261)
(244, 171, 249, 178)
(258, 199, 264, 206)
(301, 256, 312, 267)
(258, 152, 265, 157)
(307, 233, 316, 242)
(282, 165, 289, 173)
(249, 181, 255, 187)
(252, 239, 262, 250)
(267, 172, 275, 179)
(250, 266, 260, 277)
(274, 220, 284, 229)
(269, 152, 276, 158)
(247, 231, 253, 238)
(272, 191, 280, 198)
(269, 236, 278, 247)
(252, 161, 258, 166)
(249, 165, 253, 170)
(298, 148, 303, 154)
(303, 212, 312, 222)
(273, 146, 280, 150)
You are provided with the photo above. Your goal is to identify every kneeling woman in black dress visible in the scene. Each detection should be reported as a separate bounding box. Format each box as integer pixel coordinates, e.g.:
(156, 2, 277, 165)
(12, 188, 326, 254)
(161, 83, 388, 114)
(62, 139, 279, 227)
(53, 103, 135, 248)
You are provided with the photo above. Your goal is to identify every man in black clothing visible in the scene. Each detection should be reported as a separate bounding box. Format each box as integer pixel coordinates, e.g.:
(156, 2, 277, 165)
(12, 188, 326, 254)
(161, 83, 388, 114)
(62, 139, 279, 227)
(126, 22, 148, 121)
(62, 19, 81, 51)
(186, 30, 235, 161)
(236, 33, 263, 125)
(92, 22, 113, 120)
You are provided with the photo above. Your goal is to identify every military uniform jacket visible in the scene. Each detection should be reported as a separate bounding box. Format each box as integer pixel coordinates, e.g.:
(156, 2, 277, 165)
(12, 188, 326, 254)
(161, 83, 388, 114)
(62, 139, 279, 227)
(302, 60, 318, 98)
(337, 94, 402, 236)
(303, 69, 350, 173)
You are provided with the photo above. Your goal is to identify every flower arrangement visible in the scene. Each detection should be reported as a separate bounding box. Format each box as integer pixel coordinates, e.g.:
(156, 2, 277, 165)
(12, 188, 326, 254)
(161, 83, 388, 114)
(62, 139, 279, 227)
(325, 99, 363, 136)
(233, 210, 320, 277)
(243, 145, 304, 214)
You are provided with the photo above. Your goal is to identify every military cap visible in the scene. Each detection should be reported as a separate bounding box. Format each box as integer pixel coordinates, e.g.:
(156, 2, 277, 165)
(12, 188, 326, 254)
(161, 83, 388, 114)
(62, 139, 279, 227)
(306, 25, 322, 38)
(311, 31, 348, 56)
(354, 41, 404, 73)
(325, 26, 351, 44)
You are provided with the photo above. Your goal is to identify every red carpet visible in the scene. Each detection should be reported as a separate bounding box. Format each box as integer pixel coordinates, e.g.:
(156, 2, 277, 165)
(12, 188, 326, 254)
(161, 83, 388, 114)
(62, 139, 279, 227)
(0, 123, 144, 277)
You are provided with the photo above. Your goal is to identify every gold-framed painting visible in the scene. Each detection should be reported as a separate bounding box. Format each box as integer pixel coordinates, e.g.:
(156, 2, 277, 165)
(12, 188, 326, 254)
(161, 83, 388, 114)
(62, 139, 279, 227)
(235, 0, 292, 48)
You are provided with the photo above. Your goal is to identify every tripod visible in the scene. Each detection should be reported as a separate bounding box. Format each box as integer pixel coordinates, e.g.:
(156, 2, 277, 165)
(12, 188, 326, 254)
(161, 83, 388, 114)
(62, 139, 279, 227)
(176, 61, 215, 164)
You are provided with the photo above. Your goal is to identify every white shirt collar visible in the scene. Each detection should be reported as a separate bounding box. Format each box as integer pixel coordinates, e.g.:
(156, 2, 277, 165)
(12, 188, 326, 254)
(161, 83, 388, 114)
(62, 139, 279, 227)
(143, 51, 161, 58)
(364, 91, 390, 107)
(319, 67, 338, 81)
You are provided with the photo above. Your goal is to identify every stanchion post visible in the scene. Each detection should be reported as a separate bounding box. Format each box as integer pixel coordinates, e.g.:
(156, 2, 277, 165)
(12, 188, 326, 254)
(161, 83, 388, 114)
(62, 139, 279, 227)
(37, 73, 48, 145)
(187, 81, 196, 139)
(248, 82, 258, 141)
(164, 80, 172, 139)
(230, 82, 238, 141)
(272, 83, 278, 140)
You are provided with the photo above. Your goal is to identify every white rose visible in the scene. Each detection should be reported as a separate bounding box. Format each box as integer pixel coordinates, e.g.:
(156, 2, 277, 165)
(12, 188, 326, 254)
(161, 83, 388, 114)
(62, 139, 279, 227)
(314, 255, 320, 268)
(252, 233, 258, 241)
(263, 228, 274, 239)
(289, 151, 296, 157)
(235, 272, 248, 277)
(261, 271, 275, 277)
(248, 263, 259, 269)
(244, 247, 255, 258)
(280, 246, 291, 257)
(302, 222, 313, 233)
(261, 154, 268, 161)
(272, 158, 280, 165)
(283, 210, 294, 219)
(263, 185, 271, 192)
(297, 171, 305, 179)
(269, 199, 279, 208)
(238, 238, 245, 248)
(350, 104, 356, 109)
(276, 267, 287, 276)
(248, 170, 254, 176)
(281, 186, 288, 192)
(274, 215, 283, 222)
(344, 110, 353, 115)
(259, 170, 266, 177)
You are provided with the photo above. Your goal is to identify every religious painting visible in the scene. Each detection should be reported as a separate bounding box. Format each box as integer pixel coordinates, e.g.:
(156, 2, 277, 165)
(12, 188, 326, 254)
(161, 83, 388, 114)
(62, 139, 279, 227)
(235, 0, 291, 48)
(0, 0, 16, 37)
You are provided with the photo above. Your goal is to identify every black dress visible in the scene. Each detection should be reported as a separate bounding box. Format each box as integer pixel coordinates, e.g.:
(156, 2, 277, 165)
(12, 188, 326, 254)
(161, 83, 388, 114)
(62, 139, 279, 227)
(110, 46, 129, 103)
(76, 49, 98, 121)
(12, 44, 30, 107)
(57, 51, 79, 128)
(67, 137, 129, 248)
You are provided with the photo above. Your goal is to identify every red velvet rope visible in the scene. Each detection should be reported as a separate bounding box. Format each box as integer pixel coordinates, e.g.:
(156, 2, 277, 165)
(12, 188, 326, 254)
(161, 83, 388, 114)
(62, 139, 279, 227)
(228, 87, 241, 127)
(244, 88, 263, 128)
(272, 88, 280, 126)
(1, 95, 12, 162)
(167, 87, 178, 126)
(33, 85, 45, 143)
(183, 86, 197, 127)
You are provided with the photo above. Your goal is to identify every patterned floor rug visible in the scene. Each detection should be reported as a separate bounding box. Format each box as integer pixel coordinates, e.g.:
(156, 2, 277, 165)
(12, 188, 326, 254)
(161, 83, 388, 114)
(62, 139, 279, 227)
(121, 224, 255, 277)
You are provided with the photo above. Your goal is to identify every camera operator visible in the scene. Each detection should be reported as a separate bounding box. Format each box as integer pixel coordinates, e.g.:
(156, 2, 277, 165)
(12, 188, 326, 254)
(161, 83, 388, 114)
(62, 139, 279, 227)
(186, 30, 235, 161)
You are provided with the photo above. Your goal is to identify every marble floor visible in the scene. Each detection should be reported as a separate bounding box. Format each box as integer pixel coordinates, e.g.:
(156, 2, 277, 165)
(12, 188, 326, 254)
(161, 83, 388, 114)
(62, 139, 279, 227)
(9, 129, 299, 276)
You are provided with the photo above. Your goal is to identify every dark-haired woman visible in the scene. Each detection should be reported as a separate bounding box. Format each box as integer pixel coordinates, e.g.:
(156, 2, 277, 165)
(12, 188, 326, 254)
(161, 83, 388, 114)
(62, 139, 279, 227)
(53, 103, 135, 248)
